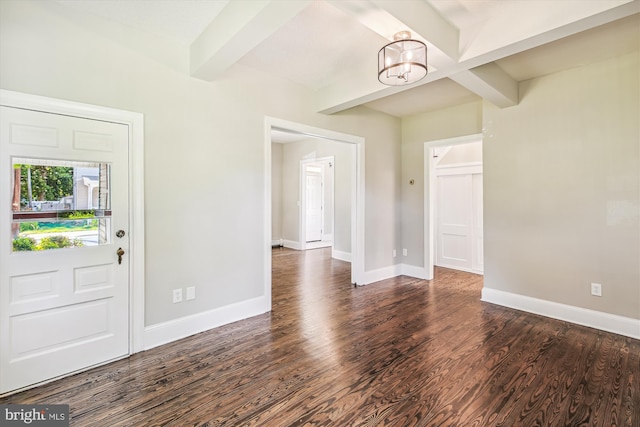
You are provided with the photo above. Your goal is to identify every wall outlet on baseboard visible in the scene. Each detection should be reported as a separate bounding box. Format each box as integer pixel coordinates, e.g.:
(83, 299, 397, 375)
(591, 283, 602, 297)
(186, 286, 196, 301)
(172, 288, 183, 303)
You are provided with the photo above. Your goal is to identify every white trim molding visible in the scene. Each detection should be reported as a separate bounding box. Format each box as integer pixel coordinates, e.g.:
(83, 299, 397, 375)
(400, 264, 430, 280)
(482, 287, 640, 340)
(362, 265, 402, 285)
(360, 263, 430, 285)
(282, 239, 301, 250)
(144, 296, 270, 350)
(332, 249, 351, 263)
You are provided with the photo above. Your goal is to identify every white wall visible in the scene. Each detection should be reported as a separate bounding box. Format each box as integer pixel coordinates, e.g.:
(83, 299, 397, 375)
(483, 52, 639, 320)
(0, 0, 402, 329)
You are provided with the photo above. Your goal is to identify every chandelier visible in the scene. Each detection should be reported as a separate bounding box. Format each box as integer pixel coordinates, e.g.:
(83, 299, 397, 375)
(378, 31, 427, 86)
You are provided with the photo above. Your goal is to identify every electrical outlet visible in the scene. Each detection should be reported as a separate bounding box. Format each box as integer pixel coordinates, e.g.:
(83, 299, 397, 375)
(393, 249, 397, 258)
(591, 283, 602, 297)
(402, 248, 408, 257)
(172, 288, 183, 303)
(186, 286, 196, 301)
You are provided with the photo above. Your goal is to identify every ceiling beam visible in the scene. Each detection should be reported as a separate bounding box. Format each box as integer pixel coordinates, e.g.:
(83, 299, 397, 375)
(368, 0, 459, 61)
(450, 63, 518, 108)
(190, 0, 310, 81)
(317, 0, 638, 114)
(318, 0, 460, 114)
(316, 64, 453, 115)
(459, 0, 638, 62)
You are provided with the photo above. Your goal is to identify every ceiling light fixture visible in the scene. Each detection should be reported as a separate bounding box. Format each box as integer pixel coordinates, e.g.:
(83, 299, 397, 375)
(378, 31, 427, 86)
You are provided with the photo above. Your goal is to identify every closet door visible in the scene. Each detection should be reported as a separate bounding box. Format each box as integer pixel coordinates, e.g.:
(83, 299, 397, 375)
(435, 166, 483, 274)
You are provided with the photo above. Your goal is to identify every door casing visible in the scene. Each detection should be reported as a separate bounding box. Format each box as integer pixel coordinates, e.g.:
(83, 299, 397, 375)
(265, 116, 365, 291)
(424, 133, 483, 280)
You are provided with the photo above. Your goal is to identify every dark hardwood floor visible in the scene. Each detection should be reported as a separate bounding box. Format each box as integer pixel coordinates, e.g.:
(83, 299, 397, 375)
(2, 247, 638, 426)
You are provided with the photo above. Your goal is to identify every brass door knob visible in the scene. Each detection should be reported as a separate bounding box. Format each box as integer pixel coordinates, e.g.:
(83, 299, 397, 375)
(117, 248, 125, 265)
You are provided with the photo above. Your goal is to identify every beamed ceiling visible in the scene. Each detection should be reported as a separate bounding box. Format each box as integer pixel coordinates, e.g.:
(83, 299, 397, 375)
(54, 0, 639, 118)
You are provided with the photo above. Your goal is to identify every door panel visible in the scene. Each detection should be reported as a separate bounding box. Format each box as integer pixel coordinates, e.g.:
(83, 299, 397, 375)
(437, 174, 472, 269)
(435, 169, 483, 274)
(305, 169, 323, 242)
(0, 106, 129, 393)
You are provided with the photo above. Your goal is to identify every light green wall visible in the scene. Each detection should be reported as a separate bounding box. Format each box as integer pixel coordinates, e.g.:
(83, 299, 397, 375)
(483, 52, 639, 319)
(0, 0, 402, 325)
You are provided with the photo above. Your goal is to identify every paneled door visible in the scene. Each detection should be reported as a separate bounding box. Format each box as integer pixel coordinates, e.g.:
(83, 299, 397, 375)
(0, 106, 130, 393)
(305, 166, 323, 242)
(435, 165, 483, 274)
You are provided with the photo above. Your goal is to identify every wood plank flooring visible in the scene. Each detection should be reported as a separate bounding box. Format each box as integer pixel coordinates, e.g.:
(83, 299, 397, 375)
(2, 247, 638, 426)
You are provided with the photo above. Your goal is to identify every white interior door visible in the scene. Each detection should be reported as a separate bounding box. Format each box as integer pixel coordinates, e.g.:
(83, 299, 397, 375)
(0, 106, 130, 393)
(305, 166, 323, 242)
(435, 165, 483, 274)
(436, 173, 472, 270)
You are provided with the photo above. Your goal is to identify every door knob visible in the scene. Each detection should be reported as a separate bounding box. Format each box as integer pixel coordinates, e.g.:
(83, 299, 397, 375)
(117, 248, 125, 265)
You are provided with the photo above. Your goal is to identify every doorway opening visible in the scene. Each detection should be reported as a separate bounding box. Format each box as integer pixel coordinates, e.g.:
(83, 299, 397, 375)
(300, 157, 334, 250)
(424, 133, 483, 279)
(264, 117, 365, 306)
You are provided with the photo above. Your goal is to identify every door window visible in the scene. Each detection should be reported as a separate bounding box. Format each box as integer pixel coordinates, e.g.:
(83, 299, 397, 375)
(11, 157, 111, 252)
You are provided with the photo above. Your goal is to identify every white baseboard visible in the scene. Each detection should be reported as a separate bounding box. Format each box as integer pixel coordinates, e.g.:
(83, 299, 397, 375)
(482, 287, 640, 340)
(282, 239, 300, 250)
(143, 296, 270, 350)
(400, 264, 431, 280)
(332, 249, 351, 262)
(271, 239, 283, 247)
(362, 264, 401, 285)
(305, 241, 332, 249)
(361, 263, 431, 285)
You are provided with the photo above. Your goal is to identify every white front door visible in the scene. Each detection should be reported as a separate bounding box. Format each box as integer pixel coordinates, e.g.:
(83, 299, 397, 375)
(0, 106, 130, 394)
(305, 166, 323, 242)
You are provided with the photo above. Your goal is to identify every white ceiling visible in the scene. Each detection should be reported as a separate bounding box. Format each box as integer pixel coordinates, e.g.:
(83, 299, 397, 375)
(55, 0, 229, 45)
(53, 0, 639, 118)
